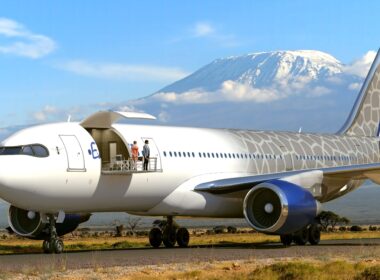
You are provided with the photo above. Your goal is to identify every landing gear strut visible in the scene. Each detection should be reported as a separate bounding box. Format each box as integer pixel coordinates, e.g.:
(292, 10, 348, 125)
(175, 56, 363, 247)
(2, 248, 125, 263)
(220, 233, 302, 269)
(42, 214, 64, 254)
(149, 216, 190, 248)
(280, 224, 321, 247)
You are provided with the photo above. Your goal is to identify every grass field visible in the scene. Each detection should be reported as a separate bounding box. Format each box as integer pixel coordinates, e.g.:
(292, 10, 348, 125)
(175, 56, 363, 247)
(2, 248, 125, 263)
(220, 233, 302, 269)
(5, 257, 380, 279)
(2, 230, 380, 279)
(1, 229, 380, 254)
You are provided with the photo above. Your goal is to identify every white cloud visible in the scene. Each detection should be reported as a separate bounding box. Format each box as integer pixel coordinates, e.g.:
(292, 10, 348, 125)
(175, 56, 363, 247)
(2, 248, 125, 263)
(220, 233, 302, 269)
(59, 60, 189, 82)
(220, 81, 281, 102)
(149, 74, 337, 105)
(32, 105, 59, 122)
(0, 18, 56, 59)
(348, 82, 361, 91)
(117, 105, 142, 112)
(307, 86, 331, 97)
(169, 21, 240, 47)
(343, 50, 376, 78)
(158, 111, 170, 122)
(151, 81, 285, 104)
(192, 22, 215, 37)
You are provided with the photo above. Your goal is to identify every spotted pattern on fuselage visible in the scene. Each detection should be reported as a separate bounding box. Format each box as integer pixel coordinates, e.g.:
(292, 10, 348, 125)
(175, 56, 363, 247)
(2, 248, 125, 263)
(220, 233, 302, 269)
(225, 129, 378, 202)
(226, 130, 380, 175)
(345, 60, 380, 137)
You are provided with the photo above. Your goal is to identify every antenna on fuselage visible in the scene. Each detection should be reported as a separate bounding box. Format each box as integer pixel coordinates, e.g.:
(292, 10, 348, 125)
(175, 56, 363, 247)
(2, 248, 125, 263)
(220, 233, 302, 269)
(67, 115, 72, 122)
(298, 127, 302, 133)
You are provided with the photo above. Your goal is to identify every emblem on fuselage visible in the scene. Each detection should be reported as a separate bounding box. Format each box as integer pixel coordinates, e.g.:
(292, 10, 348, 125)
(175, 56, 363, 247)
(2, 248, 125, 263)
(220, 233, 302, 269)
(88, 142, 100, 159)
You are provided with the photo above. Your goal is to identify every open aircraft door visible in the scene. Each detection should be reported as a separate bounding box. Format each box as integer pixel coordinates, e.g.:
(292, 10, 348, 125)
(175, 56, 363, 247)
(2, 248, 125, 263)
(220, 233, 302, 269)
(141, 137, 162, 171)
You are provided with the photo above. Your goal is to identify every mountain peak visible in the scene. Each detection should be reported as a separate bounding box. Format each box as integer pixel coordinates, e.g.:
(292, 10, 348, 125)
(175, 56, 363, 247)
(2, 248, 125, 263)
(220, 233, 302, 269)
(158, 50, 343, 93)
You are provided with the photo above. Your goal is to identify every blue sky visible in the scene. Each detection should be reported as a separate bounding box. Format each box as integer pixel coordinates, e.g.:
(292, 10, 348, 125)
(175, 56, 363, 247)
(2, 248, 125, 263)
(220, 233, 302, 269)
(0, 0, 379, 127)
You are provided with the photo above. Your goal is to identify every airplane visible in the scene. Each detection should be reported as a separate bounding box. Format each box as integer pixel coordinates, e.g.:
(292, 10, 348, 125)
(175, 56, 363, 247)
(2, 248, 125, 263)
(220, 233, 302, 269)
(0, 49, 380, 254)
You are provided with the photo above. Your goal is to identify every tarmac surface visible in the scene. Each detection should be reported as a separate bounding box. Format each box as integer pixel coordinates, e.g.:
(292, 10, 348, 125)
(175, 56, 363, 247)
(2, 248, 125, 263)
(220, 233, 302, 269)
(0, 239, 379, 272)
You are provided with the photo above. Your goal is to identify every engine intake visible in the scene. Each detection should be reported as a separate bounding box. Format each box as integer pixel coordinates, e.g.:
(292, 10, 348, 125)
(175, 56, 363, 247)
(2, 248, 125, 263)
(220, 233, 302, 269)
(8, 205, 91, 239)
(243, 179, 320, 234)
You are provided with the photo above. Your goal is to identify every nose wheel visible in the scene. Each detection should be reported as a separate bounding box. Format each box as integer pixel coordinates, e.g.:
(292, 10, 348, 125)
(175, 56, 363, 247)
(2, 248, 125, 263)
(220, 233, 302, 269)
(42, 214, 64, 254)
(149, 216, 190, 248)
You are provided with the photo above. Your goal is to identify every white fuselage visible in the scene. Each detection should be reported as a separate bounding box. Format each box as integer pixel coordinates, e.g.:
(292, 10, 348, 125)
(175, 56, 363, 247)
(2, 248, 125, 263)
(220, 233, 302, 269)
(0, 121, 377, 217)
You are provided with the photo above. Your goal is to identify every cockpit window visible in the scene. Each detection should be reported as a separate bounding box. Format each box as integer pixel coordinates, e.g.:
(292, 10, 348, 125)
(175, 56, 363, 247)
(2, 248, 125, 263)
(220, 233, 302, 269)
(0, 147, 22, 155)
(21, 146, 34, 156)
(31, 145, 49, 157)
(0, 144, 49, 158)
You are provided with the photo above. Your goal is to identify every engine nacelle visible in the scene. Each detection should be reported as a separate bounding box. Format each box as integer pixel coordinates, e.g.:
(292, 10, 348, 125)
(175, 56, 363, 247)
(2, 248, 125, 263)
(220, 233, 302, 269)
(243, 179, 320, 235)
(8, 205, 91, 239)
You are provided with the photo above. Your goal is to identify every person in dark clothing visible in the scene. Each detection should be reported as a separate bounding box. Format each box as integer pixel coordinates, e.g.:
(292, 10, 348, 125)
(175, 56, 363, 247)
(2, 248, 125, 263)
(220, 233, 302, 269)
(143, 140, 150, 170)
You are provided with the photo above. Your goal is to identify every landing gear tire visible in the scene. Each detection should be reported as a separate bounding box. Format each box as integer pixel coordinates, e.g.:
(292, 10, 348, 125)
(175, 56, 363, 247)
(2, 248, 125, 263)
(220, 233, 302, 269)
(294, 227, 309, 245)
(176, 227, 190, 248)
(280, 234, 293, 246)
(53, 239, 64, 254)
(308, 224, 321, 245)
(42, 214, 64, 254)
(42, 240, 50, 253)
(163, 227, 177, 248)
(149, 228, 163, 248)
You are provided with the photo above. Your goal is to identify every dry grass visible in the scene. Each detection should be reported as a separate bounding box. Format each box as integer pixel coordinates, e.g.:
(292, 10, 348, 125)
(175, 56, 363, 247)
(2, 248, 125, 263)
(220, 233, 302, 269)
(1, 230, 380, 279)
(6, 258, 380, 280)
(1, 229, 380, 254)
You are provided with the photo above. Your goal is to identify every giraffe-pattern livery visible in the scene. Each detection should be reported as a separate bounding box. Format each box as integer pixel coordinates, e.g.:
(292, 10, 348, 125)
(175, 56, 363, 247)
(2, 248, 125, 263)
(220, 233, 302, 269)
(223, 128, 378, 201)
(343, 52, 380, 137)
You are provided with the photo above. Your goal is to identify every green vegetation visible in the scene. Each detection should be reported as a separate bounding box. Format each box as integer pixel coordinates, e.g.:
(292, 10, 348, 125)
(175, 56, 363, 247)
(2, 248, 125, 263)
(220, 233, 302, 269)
(317, 210, 350, 231)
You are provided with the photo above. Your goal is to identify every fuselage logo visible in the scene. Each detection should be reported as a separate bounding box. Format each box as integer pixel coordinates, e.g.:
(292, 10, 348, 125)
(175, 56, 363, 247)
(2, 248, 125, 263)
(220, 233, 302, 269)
(89, 142, 100, 159)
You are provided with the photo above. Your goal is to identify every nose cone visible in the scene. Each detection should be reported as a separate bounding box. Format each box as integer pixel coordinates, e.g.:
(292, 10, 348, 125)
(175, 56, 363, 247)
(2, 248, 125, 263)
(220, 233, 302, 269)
(0, 155, 38, 207)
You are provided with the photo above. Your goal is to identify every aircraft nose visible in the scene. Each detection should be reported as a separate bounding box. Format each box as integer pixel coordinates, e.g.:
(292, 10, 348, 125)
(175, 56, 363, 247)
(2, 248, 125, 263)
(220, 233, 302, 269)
(0, 156, 29, 202)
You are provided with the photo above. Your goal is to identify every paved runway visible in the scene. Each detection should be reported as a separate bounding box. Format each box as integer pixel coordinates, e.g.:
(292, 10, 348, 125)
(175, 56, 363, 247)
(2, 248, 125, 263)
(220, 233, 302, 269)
(0, 239, 379, 272)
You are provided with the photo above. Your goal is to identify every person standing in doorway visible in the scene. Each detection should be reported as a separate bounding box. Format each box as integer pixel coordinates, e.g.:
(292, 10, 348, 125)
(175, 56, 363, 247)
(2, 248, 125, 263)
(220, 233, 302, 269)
(143, 140, 150, 171)
(131, 141, 139, 170)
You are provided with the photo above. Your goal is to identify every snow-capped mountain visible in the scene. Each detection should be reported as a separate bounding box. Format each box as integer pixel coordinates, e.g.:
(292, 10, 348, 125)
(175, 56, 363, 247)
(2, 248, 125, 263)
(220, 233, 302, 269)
(122, 49, 370, 133)
(157, 50, 347, 94)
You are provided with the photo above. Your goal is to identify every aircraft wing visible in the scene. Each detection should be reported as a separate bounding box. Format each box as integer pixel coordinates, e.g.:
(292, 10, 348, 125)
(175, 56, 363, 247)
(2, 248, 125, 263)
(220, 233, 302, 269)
(195, 163, 380, 199)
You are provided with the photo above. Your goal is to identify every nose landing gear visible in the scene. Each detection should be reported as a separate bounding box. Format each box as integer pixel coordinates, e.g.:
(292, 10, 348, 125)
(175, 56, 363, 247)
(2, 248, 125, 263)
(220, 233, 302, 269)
(149, 216, 190, 248)
(42, 214, 64, 254)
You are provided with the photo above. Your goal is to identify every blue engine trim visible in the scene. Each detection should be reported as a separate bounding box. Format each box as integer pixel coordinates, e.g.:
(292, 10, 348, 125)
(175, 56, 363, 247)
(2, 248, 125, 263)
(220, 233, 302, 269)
(243, 179, 318, 235)
(268, 179, 317, 234)
(56, 214, 90, 237)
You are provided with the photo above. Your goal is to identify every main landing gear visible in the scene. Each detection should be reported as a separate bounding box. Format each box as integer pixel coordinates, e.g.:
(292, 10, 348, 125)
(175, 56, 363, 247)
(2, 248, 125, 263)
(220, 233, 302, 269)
(149, 216, 190, 248)
(280, 224, 321, 247)
(42, 214, 64, 254)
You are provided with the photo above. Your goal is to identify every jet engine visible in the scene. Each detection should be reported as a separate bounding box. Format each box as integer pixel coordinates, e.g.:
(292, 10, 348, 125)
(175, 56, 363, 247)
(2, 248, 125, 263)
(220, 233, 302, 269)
(243, 179, 320, 235)
(8, 205, 91, 239)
